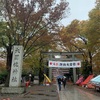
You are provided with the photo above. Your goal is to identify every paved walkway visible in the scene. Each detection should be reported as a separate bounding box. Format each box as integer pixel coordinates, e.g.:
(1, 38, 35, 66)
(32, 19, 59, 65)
(0, 84, 58, 100)
(58, 83, 100, 100)
(0, 82, 100, 100)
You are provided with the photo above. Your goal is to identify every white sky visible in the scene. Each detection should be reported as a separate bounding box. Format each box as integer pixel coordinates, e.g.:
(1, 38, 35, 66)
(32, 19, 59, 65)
(61, 0, 96, 26)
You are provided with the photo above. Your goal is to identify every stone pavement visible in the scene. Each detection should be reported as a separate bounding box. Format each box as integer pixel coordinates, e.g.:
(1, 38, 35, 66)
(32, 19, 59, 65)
(1, 82, 100, 100)
(59, 82, 100, 100)
(0, 84, 59, 100)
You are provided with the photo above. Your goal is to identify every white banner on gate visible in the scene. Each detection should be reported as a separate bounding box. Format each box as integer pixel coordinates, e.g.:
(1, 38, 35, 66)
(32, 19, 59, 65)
(48, 60, 81, 68)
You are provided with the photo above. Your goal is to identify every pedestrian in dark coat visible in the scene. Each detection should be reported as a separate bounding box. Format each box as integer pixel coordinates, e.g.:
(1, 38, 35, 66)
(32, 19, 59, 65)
(62, 76, 67, 88)
(57, 78, 62, 91)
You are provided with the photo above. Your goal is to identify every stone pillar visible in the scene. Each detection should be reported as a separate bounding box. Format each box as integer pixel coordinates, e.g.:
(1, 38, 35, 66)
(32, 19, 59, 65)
(73, 68, 77, 84)
(49, 54, 52, 81)
(1, 45, 25, 94)
(49, 67, 52, 81)
(9, 45, 23, 87)
(72, 55, 77, 84)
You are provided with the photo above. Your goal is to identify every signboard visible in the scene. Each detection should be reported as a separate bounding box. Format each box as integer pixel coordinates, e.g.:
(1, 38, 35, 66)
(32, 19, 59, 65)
(49, 60, 81, 68)
(9, 46, 23, 87)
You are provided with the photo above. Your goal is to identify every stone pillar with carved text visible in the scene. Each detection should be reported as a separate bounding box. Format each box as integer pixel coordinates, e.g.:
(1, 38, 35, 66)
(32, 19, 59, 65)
(9, 45, 23, 87)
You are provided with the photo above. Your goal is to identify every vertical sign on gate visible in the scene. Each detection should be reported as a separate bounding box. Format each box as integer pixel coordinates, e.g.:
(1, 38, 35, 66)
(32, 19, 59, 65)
(9, 45, 23, 87)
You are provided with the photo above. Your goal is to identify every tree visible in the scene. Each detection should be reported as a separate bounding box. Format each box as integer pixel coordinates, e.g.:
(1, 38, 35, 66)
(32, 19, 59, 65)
(78, 1, 100, 73)
(58, 20, 81, 52)
(58, 1, 100, 75)
(0, 0, 69, 86)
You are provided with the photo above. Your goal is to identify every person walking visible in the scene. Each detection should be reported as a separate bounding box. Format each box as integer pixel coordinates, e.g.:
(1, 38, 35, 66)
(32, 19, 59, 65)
(62, 76, 67, 89)
(57, 77, 62, 91)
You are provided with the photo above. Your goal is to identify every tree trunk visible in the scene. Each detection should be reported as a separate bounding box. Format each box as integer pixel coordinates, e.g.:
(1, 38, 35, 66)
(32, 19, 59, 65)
(5, 46, 12, 87)
(88, 51, 93, 74)
(39, 68, 44, 85)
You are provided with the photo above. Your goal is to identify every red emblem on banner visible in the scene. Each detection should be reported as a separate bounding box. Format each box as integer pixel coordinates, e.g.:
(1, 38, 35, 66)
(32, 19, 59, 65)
(77, 62, 80, 65)
(50, 62, 52, 65)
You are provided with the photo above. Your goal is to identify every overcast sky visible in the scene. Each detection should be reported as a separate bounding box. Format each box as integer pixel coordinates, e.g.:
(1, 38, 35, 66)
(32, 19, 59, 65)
(61, 0, 96, 26)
